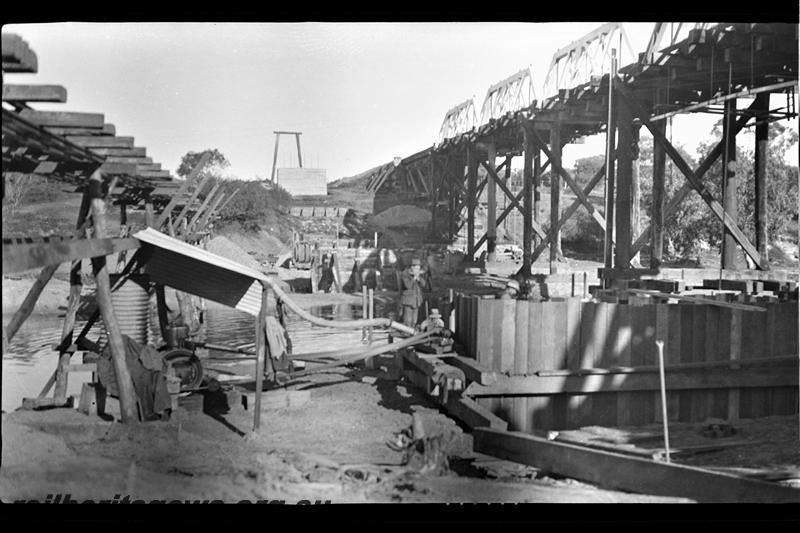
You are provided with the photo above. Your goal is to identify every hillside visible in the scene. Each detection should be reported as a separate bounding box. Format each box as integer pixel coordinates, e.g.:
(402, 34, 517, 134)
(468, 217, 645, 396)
(328, 163, 386, 190)
(1, 175, 300, 277)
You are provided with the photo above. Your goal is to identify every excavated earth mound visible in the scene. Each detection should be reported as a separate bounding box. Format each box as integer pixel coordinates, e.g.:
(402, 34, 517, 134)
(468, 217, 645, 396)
(206, 235, 264, 271)
(372, 205, 431, 228)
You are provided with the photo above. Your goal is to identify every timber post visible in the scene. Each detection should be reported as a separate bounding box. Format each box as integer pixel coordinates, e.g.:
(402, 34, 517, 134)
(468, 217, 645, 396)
(88, 170, 139, 423)
(466, 144, 477, 260)
(533, 129, 542, 252)
(503, 154, 512, 236)
(253, 283, 268, 432)
(521, 122, 534, 275)
(54, 190, 92, 400)
(603, 51, 618, 273)
(650, 115, 667, 268)
(486, 141, 497, 262)
(753, 92, 770, 267)
(614, 85, 634, 269)
(549, 125, 563, 273)
(147, 193, 170, 341)
(144, 192, 155, 229)
(53, 259, 83, 401)
(721, 98, 738, 270)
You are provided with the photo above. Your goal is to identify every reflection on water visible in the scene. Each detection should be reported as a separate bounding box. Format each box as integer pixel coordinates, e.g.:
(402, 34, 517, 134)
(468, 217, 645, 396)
(1, 314, 86, 413)
(2, 300, 401, 411)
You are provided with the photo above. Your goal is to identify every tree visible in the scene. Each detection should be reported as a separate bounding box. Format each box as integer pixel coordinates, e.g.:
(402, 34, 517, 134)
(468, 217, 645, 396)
(215, 179, 292, 232)
(637, 135, 712, 259)
(734, 123, 798, 243)
(692, 121, 798, 259)
(636, 121, 798, 263)
(176, 148, 230, 178)
(574, 154, 606, 189)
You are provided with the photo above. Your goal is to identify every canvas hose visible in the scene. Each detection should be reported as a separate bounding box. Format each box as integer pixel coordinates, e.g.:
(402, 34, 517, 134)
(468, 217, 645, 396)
(259, 277, 417, 336)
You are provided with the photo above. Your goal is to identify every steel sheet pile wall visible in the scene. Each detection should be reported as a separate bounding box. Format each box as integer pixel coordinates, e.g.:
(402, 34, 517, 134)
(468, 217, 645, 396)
(453, 293, 799, 431)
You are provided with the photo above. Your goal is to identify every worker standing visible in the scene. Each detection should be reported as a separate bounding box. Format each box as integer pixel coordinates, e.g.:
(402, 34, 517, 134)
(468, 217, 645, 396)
(399, 257, 431, 328)
(318, 253, 335, 293)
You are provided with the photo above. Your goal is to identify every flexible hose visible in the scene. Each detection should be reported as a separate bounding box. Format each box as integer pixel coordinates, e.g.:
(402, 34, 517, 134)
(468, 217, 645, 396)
(259, 277, 417, 336)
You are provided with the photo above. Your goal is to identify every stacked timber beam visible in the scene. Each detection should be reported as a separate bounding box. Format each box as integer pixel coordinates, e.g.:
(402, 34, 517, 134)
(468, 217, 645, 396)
(2, 32, 239, 244)
(2, 33, 178, 213)
(395, 346, 507, 432)
(594, 267, 799, 302)
(2, 33, 37, 72)
(1, 33, 199, 422)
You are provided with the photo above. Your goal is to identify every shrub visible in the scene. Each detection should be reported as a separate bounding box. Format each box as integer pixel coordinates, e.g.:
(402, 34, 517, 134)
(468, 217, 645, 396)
(560, 208, 605, 243)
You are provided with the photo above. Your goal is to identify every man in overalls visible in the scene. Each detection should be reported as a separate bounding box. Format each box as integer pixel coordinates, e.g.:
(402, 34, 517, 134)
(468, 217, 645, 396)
(400, 258, 430, 328)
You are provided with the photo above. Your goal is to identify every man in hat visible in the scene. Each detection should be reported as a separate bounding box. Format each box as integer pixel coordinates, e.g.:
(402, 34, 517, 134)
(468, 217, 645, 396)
(317, 253, 335, 293)
(400, 257, 431, 328)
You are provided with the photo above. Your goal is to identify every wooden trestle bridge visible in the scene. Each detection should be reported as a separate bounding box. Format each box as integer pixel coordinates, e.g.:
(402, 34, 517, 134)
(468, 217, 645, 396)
(361, 22, 798, 281)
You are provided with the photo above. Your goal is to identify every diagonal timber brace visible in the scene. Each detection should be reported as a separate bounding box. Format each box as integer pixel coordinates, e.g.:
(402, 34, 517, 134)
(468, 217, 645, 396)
(479, 160, 547, 240)
(616, 85, 764, 269)
(473, 158, 552, 253)
(532, 130, 607, 232)
(630, 97, 761, 260)
(155, 151, 210, 229)
(531, 164, 607, 263)
(475, 156, 509, 200)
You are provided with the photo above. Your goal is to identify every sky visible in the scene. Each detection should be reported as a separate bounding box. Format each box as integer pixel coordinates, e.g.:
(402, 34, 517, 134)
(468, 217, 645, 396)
(4, 22, 797, 182)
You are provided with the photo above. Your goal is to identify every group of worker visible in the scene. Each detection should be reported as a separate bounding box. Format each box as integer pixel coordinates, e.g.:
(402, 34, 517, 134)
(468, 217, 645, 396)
(316, 251, 434, 329)
(325, 253, 435, 328)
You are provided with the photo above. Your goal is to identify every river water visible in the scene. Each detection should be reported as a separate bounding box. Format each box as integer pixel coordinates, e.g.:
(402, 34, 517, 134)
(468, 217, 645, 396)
(2, 300, 398, 412)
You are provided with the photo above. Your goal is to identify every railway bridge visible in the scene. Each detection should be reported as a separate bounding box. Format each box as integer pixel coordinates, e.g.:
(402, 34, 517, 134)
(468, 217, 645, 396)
(359, 22, 798, 282)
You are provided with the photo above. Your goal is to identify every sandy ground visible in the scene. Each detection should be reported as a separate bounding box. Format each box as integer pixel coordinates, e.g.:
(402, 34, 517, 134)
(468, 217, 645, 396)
(0, 368, 690, 504)
(5, 356, 796, 503)
(3, 243, 797, 504)
(1, 279, 690, 503)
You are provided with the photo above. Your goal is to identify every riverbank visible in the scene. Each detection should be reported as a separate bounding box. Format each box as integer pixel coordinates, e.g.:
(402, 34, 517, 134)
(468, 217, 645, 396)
(1, 370, 690, 504)
(1, 273, 691, 503)
(3, 251, 798, 503)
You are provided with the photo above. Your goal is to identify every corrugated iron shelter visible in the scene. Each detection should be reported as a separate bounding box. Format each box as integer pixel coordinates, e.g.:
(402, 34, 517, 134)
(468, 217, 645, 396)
(135, 228, 268, 316)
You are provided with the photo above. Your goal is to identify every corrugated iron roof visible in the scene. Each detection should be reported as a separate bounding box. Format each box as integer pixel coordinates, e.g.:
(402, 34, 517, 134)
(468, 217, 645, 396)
(134, 228, 265, 315)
